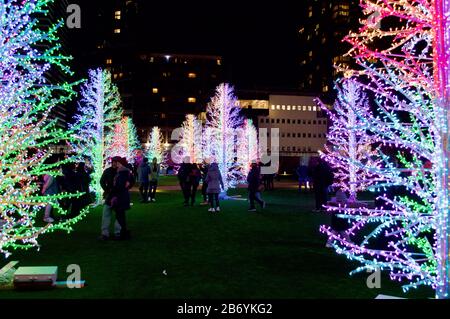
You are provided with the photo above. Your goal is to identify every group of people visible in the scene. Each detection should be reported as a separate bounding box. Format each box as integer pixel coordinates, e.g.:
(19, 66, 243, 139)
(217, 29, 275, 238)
(177, 156, 266, 212)
(42, 158, 92, 223)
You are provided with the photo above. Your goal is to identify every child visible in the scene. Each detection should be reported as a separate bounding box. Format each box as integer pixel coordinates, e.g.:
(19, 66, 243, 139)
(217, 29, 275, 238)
(205, 162, 224, 212)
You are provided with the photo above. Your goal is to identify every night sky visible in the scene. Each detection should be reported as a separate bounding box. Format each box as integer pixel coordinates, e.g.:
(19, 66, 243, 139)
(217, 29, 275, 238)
(71, 0, 303, 90)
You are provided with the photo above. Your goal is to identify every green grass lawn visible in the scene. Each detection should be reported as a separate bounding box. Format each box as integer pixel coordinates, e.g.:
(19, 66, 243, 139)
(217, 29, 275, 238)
(0, 176, 434, 299)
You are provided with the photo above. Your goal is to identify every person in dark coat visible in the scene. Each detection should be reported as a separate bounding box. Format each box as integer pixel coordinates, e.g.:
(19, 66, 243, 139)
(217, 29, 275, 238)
(77, 162, 92, 208)
(137, 157, 150, 203)
(178, 156, 193, 206)
(108, 157, 133, 240)
(149, 157, 161, 202)
(205, 162, 224, 212)
(189, 163, 202, 206)
(99, 157, 120, 240)
(247, 162, 266, 212)
(311, 157, 334, 212)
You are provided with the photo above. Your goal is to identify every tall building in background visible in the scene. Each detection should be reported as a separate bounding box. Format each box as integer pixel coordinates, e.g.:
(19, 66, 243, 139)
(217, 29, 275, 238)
(86, 0, 224, 143)
(298, 0, 361, 102)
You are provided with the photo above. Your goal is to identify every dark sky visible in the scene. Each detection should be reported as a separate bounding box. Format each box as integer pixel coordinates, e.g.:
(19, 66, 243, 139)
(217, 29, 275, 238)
(71, 0, 303, 90)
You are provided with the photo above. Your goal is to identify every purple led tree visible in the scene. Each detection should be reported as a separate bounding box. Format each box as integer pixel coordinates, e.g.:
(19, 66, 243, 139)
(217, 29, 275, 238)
(318, 78, 381, 201)
(204, 83, 244, 193)
(320, 0, 450, 298)
(71, 69, 123, 203)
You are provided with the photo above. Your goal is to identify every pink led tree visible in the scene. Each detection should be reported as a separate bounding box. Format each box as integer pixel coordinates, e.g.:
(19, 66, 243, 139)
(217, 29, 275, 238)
(320, 0, 450, 298)
(318, 78, 381, 201)
(105, 117, 128, 160)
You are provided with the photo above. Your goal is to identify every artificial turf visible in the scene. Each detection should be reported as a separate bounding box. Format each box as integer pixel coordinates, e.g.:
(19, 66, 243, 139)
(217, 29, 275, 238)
(0, 177, 434, 299)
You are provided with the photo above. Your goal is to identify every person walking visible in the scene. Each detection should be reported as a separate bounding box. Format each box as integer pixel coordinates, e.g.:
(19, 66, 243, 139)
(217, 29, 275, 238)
(99, 157, 121, 240)
(108, 157, 133, 240)
(205, 162, 224, 213)
(149, 157, 161, 202)
(247, 162, 266, 212)
(137, 157, 150, 203)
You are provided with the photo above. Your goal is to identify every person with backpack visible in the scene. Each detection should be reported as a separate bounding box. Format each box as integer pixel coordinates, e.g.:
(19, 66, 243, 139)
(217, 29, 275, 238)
(205, 161, 224, 213)
(149, 157, 161, 202)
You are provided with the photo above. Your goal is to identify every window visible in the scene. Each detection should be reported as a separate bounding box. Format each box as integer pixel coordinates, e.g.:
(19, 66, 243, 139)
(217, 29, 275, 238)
(277, 119, 280, 124)
(277, 105, 281, 110)
(313, 106, 317, 111)
(162, 97, 167, 102)
(106, 58, 112, 65)
(303, 120, 307, 125)
(303, 133, 306, 138)
(282, 105, 286, 110)
(287, 105, 291, 111)
(308, 106, 312, 111)
(298, 133, 301, 138)
(298, 120, 301, 124)
(114, 10, 121, 20)
(188, 97, 197, 103)
(287, 133, 291, 138)
(292, 106, 296, 110)
(287, 119, 291, 124)
(282, 133, 285, 138)
(282, 119, 285, 124)
(266, 119, 269, 124)
(303, 106, 307, 111)
(271, 119, 275, 124)
(271, 105, 275, 110)
(114, 28, 121, 34)
(313, 134, 317, 138)
(260, 118, 264, 123)
(313, 120, 316, 125)
(217, 59, 222, 66)
(308, 121, 311, 125)
(308, 133, 312, 138)
(152, 88, 158, 94)
(188, 73, 197, 79)
(293, 147, 296, 151)
(282, 147, 285, 151)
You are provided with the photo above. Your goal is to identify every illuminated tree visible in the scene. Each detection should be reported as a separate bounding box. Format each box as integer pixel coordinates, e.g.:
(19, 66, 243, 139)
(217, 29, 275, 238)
(147, 127, 164, 163)
(125, 117, 140, 162)
(71, 69, 122, 203)
(204, 83, 244, 192)
(237, 119, 259, 178)
(318, 78, 382, 200)
(179, 114, 203, 164)
(0, 0, 89, 256)
(321, 0, 450, 298)
(105, 117, 129, 160)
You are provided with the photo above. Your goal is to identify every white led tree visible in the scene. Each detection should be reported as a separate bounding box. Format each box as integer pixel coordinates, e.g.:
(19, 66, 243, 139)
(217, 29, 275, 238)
(71, 69, 123, 203)
(179, 114, 203, 164)
(237, 119, 259, 178)
(0, 0, 89, 256)
(318, 78, 382, 200)
(204, 83, 244, 192)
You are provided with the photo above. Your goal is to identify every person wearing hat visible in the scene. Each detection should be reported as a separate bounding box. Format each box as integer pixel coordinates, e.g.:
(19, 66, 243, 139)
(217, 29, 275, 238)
(99, 156, 121, 240)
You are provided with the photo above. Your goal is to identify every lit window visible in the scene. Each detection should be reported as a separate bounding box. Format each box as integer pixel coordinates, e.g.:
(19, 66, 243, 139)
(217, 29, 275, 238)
(114, 11, 121, 20)
(217, 59, 222, 65)
(188, 73, 197, 79)
(308, 106, 312, 111)
(106, 58, 112, 65)
(114, 28, 121, 34)
(113, 73, 118, 79)
(188, 97, 197, 103)
(276, 105, 280, 110)
(313, 106, 317, 111)
(152, 88, 158, 94)
(292, 106, 296, 110)
(282, 105, 286, 110)
(162, 97, 167, 102)
(303, 106, 307, 111)
(287, 105, 291, 111)
(271, 105, 275, 110)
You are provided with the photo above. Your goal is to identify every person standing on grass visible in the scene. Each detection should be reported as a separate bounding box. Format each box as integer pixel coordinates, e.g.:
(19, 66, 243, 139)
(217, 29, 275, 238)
(205, 162, 224, 213)
(178, 156, 192, 206)
(149, 157, 160, 202)
(99, 157, 121, 240)
(77, 162, 92, 209)
(189, 163, 202, 206)
(247, 162, 266, 212)
(200, 158, 210, 205)
(311, 157, 334, 213)
(42, 168, 59, 223)
(108, 157, 133, 240)
(137, 157, 150, 203)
